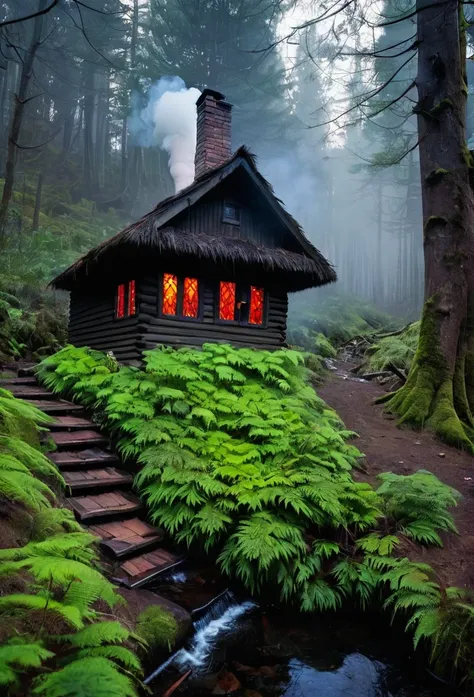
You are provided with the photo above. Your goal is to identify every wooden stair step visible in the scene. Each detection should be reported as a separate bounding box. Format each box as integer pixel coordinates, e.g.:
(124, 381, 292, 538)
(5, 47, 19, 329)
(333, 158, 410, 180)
(89, 517, 159, 540)
(0, 376, 37, 385)
(50, 415, 97, 431)
(68, 491, 142, 522)
(88, 517, 164, 559)
(117, 549, 183, 588)
(51, 430, 107, 450)
(17, 365, 37, 377)
(25, 399, 84, 416)
(49, 448, 119, 470)
(5, 385, 54, 399)
(63, 467, 133, 493)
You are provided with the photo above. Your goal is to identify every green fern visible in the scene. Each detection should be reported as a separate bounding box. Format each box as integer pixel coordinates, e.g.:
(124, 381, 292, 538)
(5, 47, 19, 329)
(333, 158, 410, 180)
(0, 533, 119, 608)
(32, 656, 138, 697)
(377, 470, 460, 545)
(0, 593, 84, 630)
(64, 621, 132, 648)
(36, 343, 461, 625)
(0, 435, 64, 483)
(0, 640, 54, 687)
(30, 508, 83, 540)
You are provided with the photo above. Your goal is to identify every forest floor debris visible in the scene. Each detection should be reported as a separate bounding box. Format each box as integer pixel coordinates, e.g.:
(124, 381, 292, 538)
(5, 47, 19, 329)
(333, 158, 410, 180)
(319, 360, 474, 590)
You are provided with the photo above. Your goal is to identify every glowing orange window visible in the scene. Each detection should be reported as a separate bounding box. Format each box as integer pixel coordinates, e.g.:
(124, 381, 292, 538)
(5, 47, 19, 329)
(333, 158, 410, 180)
(249, 286, 264, 325)
(183, 277, 199, 317)
(162, 274, 178, 315)
(219, 281, 236, 321)
(116, 284, 125, 318)
(128, 280, 136, 316)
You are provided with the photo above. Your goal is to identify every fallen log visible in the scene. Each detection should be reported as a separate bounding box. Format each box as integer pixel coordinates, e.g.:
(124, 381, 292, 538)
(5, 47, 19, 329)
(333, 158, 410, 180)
(387, 362, 408, 383)
(341, 334, 374, 348)
(359, 371, 393, 380)
(376, 322, 414, 339)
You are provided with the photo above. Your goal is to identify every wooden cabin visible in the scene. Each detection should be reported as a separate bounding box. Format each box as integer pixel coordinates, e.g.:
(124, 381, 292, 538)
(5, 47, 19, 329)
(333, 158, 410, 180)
(51, 89, 336, 362)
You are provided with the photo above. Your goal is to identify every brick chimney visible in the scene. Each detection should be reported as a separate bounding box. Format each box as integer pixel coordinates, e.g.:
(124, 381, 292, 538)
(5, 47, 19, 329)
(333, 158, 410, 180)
(194, 89, 232, 179)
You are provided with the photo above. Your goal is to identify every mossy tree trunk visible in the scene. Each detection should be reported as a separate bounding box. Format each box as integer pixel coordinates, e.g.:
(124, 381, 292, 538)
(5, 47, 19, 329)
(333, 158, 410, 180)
(380, 0, 474, 450)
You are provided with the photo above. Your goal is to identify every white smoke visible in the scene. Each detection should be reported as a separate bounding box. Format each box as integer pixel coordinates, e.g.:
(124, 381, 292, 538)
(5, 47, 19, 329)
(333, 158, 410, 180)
(129, 77, 201, 192)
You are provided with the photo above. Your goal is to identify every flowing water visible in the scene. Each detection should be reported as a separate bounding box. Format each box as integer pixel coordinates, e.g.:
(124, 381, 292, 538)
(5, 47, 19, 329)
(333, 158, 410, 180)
(147, 585, 455, 697)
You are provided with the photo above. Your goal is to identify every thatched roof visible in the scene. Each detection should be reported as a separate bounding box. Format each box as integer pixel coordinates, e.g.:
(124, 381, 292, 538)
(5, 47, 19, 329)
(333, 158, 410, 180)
(51, 146, 336, 292)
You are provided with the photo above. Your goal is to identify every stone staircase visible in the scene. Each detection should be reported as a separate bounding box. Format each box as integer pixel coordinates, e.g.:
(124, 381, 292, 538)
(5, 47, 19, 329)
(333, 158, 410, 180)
(1, 371, 183, 589)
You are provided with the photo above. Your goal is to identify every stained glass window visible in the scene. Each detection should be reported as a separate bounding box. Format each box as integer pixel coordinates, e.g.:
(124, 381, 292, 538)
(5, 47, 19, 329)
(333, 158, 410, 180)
(128, 280, 136, 316)
(116, 284, 125, 319)
(249, 286, 264, 325)
(162, 273, 178, 315)
(183, 277, 199, 317)
(219, 281, 236, 321)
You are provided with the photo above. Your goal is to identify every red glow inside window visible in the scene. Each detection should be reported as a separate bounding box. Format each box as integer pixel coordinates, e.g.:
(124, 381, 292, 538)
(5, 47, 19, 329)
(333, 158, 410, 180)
(162, 273, 178, 315)
(128, 280, 136, 316)
(183, 277, 199, 317)
(116, 284, 125, 318)
(249, 286, 264, 325)
(219, 281, 236, 321)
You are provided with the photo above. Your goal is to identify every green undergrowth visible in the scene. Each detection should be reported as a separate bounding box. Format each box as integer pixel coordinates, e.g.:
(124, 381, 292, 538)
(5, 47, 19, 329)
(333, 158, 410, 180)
(366, 322, 420, 373)
(0, 180, 127, 363)
(287, 290, 397, 349)
(0, 389, 146, 697)
(37, 343, 474, 685)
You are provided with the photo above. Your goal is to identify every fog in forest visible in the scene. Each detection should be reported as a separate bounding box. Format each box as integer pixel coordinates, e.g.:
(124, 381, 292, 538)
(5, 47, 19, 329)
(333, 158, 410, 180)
(4, 0, 474, 322)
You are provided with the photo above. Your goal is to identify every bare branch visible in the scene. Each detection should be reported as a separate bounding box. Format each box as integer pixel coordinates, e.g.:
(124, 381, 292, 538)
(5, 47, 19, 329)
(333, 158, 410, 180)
(311, 54, 416, 127)
(0, 0, 59, 28)
(368, 0, 450, 27)
(12, 127, 62, 150)
(340, 38, 418, 58)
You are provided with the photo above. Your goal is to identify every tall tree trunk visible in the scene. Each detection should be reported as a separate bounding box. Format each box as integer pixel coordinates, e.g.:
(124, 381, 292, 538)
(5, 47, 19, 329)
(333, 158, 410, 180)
(128, 0, 141, 210)
(376, 177, 384, 304)
(83, 67, 96, 199)
(32, 172, 43, 231)
(0, 0, 47, 245)
(380, 0, 474, 450)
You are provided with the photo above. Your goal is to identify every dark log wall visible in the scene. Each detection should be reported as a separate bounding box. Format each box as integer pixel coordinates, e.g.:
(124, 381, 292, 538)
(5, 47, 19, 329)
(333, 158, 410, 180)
(67, 176, 294, 357)
(69, 289, 140, 362)
(137, 275, 288, 351)
(68, 275, 288, 358)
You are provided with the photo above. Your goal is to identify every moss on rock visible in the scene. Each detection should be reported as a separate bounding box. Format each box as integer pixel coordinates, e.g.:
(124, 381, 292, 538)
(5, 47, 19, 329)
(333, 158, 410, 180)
(135, 603, 180, 651)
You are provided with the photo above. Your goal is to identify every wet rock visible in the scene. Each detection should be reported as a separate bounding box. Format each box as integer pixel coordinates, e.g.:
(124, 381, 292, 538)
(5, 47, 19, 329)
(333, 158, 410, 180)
(213, 671, 241, 694)
(233, 661, 259, 676)
(258, 665, 279, 679)
(192, 672, 219, 691)
(117, 588, 192, 645)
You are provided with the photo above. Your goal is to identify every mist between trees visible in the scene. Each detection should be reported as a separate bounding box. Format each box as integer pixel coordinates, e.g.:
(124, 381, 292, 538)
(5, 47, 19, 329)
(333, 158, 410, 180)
(2, 0, 462, 319)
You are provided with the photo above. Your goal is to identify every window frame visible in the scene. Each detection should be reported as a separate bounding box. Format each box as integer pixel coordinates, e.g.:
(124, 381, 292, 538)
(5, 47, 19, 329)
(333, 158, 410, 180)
(115, 280, 137, 321)
(222, 200, 241, 226)
(215, 281, 268, 328)
(157, 273, 203, 322)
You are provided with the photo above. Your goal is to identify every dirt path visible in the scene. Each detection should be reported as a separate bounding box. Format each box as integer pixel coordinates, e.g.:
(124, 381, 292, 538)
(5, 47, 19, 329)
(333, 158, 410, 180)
(318, 363, 474, 590)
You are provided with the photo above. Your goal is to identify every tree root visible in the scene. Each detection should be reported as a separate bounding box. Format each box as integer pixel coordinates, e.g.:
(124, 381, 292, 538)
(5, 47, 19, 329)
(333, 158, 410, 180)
(376, 370, 474, 453)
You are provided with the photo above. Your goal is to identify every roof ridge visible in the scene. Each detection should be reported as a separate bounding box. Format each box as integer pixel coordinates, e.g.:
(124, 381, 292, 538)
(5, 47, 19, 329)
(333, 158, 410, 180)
(50, 146, 334, 291)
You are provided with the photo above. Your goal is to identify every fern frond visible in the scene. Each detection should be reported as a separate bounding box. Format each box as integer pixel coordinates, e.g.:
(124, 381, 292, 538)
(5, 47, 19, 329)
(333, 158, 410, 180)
(0, 593, 84, 629)
(65, 621, 131, 648)
(32, 657, 138, 697)
(0, 640, 54, 686)
(75, 646, 142, 675)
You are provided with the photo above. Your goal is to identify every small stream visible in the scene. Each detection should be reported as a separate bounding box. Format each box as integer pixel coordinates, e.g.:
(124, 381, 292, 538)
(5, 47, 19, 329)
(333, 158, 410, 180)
(146, 571, 455, 697)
